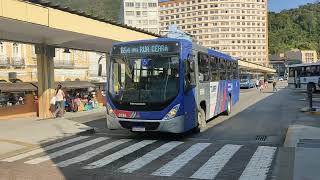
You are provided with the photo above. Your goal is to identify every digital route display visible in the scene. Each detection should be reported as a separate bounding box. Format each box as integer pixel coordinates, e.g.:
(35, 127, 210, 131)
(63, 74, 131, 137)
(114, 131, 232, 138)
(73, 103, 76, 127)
(112, 42, 180, 55)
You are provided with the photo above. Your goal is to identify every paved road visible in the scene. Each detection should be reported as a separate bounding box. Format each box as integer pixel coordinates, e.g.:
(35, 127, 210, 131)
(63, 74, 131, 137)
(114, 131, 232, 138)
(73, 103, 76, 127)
(0, 135, 277, 180)
(0, 82, 301, 180)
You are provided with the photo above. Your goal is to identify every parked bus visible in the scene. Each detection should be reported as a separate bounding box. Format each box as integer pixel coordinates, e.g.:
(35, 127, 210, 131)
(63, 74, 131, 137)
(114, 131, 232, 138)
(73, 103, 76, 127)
(240, 73, 256, 89)
(106, 38, 240, 133)
(288, 62, 320, 91)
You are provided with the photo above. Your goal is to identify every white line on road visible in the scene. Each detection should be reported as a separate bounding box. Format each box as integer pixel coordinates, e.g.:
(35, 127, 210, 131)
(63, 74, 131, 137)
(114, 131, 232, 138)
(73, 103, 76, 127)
(2, 136, 90, 162)
(239, 146, 277, 180)
(119, 141, 183, 173)
(190, 144, 242, 179)
(24, 137, 108, 164)
(55, 139, 132, 167)
(152, 143, 211, 177)
(82, 140, 156, 169)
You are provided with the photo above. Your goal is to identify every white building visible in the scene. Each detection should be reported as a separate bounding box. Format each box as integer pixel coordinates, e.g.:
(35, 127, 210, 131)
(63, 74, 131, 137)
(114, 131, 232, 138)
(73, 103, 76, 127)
(120, 0, 160, 34)
(159, 0, 269, 66)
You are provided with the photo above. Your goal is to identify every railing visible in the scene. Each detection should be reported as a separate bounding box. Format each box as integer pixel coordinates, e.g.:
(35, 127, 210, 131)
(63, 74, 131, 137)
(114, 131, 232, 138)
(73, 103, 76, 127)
(0, 55, 10, 67)
(11, 57, 25, 67)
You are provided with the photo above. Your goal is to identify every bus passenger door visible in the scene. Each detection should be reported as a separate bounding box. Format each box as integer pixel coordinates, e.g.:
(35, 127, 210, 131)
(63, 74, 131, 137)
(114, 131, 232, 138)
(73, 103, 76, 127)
(183, 54, 197, 130)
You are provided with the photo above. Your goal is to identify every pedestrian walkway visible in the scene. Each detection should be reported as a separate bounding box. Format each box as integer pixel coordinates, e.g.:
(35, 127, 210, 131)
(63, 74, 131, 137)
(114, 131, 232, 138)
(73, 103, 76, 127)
(0, 117, 94, 159)
(1, 135, 277, 180)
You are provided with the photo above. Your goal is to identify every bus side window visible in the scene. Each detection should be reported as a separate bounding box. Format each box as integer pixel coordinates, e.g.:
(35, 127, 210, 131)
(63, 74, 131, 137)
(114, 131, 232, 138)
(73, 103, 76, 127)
(232, 62, 238, 79)
(198, 53, 210, 82)
(219, 59, 226, 80)
(227, 61, 232, 80)
(210, 57, 219, 81)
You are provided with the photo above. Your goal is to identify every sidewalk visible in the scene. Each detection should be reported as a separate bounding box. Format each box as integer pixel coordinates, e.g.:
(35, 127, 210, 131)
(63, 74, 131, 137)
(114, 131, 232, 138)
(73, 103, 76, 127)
(0, 108, 105, 160)
(283, 89, 320, 180)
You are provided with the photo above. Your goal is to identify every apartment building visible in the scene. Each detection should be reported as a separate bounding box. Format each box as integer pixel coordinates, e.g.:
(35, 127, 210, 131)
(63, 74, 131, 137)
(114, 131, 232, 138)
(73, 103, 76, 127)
(120, 0, 160, 34)
(0, 41, 105, 82)
(159, 0, 269, 65)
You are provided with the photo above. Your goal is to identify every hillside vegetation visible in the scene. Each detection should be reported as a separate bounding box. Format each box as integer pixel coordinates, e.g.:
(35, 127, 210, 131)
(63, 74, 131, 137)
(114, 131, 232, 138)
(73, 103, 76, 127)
(269, 2, 320, 54)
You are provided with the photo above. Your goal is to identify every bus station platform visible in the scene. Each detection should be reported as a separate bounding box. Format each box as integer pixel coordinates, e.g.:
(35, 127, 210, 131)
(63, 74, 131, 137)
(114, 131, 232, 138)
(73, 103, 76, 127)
(0, 108, 106, 160)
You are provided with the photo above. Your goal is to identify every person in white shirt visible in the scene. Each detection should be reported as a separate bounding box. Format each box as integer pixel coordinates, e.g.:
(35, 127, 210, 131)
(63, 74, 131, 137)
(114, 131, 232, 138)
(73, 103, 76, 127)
(54, 84, 65, 117)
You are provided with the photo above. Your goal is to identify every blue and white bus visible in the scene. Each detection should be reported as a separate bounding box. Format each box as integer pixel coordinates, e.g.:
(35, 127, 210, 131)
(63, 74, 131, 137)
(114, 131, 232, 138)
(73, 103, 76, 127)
(106, 38, 240, 133)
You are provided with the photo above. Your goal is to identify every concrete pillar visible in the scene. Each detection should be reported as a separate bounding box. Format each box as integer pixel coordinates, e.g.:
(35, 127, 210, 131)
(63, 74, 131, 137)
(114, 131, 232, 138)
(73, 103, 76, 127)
(35, 44, 55, 119)
(263, 72, 268, 80)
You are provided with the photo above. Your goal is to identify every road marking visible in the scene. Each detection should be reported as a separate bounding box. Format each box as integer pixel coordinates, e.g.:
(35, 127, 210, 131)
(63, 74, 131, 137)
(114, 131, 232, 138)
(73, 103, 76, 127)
(152, 143, 211, 177)
(2, 136, 89, 162)
(25, 137, 108, 164)
(239, 146, 277, 180)
(119, 141, 183, 173)
(56, 139, 132, 167)
(190, 144, 242, 179)
(82, 140, 156, 169)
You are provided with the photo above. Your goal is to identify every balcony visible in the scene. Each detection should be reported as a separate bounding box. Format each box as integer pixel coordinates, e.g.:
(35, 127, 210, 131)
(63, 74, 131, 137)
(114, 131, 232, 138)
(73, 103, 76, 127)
(0, 55, 10, 68)
(11, 57, 26, 68)
(54, 60, 75, 68)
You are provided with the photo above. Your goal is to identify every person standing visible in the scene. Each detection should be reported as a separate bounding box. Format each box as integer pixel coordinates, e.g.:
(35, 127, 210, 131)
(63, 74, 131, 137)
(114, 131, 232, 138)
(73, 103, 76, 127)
(54, 84, 65, 118)
(273, 81, 277, 92)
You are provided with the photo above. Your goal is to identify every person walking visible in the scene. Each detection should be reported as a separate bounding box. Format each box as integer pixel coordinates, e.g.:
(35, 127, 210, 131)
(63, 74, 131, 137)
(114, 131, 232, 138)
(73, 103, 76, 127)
(259, 80, 264, 92)
(54, 84, 65, 118)
(256, 79, 260, 89)
(273, 81, 277, 92)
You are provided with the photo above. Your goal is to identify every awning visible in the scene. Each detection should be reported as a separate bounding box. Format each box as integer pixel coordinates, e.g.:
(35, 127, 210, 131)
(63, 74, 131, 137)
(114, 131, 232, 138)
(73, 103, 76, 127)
(31, 81, 96, 90)
(56, 81, 96, 89)
(0, 83, 37, 93)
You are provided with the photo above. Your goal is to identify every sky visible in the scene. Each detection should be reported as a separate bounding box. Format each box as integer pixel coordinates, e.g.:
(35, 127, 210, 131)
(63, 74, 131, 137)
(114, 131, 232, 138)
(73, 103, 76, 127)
(268, 0, 317, 12)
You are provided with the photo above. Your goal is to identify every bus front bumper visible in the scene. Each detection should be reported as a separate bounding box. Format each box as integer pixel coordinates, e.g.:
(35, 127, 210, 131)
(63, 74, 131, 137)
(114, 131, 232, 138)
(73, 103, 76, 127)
(106, 114, 185, 133)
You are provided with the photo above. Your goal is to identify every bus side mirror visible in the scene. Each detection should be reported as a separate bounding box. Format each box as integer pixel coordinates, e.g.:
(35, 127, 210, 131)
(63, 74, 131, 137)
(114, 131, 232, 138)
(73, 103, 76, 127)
(98, 64, 102, 77)
(184, 60, 196, 93)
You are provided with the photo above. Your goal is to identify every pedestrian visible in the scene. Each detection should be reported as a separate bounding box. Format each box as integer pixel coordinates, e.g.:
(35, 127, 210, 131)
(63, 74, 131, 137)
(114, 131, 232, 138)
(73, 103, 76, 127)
(54, 84, 65, 118)
(256, 79, 260, 89)
(264, 79, 268, 89)
(259, 80, 264, 92)
(273, 81, 277, 92)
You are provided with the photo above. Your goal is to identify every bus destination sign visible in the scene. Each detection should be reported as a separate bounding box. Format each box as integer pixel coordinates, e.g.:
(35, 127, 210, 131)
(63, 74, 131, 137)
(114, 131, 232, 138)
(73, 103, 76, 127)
(113, 42, 180, 55)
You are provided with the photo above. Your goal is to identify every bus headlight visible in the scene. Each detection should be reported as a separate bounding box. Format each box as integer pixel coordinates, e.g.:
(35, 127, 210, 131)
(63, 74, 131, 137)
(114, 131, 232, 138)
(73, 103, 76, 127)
(163, 104, 180, 120)
(106, 104, 117, 118)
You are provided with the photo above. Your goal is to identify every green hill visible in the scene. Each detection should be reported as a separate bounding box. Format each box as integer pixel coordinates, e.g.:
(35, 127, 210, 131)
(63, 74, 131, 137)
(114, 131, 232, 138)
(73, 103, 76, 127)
(269, 2, 320, 54)
(48, 0, 121, 22)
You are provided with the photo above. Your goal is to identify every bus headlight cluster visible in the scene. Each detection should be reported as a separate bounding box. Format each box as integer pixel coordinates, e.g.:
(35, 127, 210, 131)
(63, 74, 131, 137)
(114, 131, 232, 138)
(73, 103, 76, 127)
(163, 104, 180, 120)
(106, 104, 117, 118)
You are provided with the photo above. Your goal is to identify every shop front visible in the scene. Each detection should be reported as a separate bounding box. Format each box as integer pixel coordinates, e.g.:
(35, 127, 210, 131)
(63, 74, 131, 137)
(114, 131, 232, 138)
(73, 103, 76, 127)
(0, 82, 38, 119)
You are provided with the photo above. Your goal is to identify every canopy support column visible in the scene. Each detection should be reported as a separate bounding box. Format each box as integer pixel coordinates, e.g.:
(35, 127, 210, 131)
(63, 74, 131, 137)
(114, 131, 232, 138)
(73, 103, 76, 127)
(36, 44, 55, 119)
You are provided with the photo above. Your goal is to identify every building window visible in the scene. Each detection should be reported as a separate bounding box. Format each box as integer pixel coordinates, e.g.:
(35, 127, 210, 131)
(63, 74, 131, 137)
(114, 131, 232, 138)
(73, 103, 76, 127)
(125, 2, 134, 7)
(13, 43, 20, 57)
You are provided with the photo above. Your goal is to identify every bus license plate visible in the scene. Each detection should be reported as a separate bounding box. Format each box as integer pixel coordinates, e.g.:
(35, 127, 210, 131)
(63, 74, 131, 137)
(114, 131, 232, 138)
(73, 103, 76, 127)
(132, 127, 146, 132)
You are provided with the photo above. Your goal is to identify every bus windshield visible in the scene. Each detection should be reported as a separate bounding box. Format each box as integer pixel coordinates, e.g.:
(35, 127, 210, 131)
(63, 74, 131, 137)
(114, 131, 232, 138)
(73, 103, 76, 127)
(108, 54, 180, 111)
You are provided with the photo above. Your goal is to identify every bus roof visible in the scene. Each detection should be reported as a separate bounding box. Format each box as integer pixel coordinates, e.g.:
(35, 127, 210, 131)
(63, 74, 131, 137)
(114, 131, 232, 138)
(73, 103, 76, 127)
(288, 62, 320, 68)
(112, 38, 237, 62)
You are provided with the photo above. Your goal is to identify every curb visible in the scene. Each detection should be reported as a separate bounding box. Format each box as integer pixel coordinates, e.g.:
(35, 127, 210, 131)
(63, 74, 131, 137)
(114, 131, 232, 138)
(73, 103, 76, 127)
(76, 127, 96, 136)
